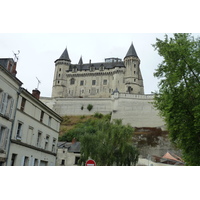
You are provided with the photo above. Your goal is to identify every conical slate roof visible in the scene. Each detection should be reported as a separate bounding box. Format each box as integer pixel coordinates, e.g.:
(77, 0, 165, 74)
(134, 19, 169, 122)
(78, 56, 83, 65)
(59, 47, 71, 61)
(125, 43, 138, 59)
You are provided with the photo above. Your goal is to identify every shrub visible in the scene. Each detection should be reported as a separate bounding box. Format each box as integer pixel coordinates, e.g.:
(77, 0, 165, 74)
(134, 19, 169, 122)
(87, 104, 93, 111)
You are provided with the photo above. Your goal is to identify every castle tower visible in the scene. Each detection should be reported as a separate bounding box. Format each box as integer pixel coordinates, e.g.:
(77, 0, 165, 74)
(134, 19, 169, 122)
(124, 43, 144, 94)
(52, 47, 71, 98)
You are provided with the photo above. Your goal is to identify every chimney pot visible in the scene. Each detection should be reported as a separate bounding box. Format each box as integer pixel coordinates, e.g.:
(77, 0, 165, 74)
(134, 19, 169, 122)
(32, 89, 40, 99)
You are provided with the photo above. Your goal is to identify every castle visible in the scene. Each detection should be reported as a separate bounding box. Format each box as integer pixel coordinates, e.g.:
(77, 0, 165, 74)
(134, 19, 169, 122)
(52, 43, 144, 98)
(41, 43, 165, 129)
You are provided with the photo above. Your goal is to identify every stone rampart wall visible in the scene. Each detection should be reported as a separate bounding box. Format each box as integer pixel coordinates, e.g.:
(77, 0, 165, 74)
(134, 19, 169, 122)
(40, 93, 165, 129)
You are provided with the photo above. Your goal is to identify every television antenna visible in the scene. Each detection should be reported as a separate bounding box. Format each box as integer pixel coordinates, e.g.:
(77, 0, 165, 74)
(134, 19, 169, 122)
(36, 77, 41, 90)
(13, 50, 20, 62)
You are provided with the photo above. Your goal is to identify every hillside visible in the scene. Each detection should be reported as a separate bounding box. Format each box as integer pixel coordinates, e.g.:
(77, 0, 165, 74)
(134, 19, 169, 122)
(59, 115, 95, 136)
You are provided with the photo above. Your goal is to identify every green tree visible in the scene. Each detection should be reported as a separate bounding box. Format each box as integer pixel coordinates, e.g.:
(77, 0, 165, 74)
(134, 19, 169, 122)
(153, 33, 200, 165)
(78, 119, 139, 166)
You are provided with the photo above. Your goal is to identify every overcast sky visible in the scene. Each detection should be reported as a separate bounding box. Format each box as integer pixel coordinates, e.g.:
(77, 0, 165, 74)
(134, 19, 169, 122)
(1, 33, 190, 97)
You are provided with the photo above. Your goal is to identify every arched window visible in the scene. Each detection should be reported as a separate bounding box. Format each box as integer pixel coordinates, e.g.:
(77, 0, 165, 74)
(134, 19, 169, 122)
(70, 78, 75, 85)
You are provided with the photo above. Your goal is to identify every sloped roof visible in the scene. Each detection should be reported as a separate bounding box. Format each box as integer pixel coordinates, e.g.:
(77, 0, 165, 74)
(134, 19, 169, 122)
(78, 56, 83, 65)
(125, 43, 138, 59)
(162, 152, 184, 163)
(68, 142, 81, 153)
(68, 61, 125, 72)
(58, 47, 71, 62)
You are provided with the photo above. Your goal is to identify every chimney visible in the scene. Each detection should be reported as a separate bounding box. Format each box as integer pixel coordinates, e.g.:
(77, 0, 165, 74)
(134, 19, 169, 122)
(72, 138, 76, 144)
(12, 62, 17, 76)
(32, 89, 40, 99)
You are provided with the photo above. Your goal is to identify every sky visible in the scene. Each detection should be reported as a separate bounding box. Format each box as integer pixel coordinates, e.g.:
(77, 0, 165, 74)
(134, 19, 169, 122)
(0, 33, 182, 96)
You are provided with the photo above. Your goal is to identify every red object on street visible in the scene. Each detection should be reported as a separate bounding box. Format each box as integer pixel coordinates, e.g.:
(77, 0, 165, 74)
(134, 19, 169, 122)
(85, 159, 96, 166)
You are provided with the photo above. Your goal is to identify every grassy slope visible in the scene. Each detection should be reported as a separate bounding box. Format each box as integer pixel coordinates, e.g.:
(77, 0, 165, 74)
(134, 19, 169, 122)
(59, 115, 96, 136)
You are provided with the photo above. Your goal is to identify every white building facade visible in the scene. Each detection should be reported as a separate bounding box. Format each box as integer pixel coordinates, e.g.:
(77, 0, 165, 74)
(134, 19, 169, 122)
(0, 59, 22, 166)
(0, 58, 62, 166)
(7, 88, 62, 166)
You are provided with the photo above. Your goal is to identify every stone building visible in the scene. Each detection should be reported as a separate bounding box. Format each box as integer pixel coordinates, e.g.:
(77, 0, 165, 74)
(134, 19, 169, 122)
(52, 43, 144, 98)
(0, 57, 62, 166)
(0, 58, 22, 166)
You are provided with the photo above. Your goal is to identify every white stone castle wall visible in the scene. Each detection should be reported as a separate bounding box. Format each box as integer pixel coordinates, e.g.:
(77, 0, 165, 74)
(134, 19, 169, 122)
(40, 94, 165, 129)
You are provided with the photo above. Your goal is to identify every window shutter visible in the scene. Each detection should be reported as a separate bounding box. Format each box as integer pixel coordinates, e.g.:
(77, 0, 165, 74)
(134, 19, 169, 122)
(3, 128, 9, 150)
(8, 99, 14, 118)
(0, 93, 8, 114)
(21, 156, 25, 166)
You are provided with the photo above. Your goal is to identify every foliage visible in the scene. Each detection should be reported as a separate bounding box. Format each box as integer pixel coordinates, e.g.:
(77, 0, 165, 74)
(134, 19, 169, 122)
(87, 104, 93, 111)
(94, 112, 103, 118)
(59, 114, 112, 142)
(78, 119, 139, 166)
(153, 33, 200, 165)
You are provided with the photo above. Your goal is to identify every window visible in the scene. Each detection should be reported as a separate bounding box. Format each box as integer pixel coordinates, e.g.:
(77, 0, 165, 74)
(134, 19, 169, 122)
(36, 131, 42, 148)
(40, 111, 44, 122)
(44, 135, 49, 150)
(0, 92, 14, 118)
(0, 125, 9, 151)
(75, 157, 80, 165)
(80, 80, 84, 86)
(90, 65, 95, 71)
(99, 64, 104, 71)
(103, 80, 107, 85)
(92, 80, 96, 85)
(23, 156, 29, 166)
(48, 116, 52, 127)
(34, 159, 38, 166)
(20, 97, 26, 111)
(70, 78, 75, 85)
(52, 138, 56, 152)
(16, 122, 23, 139)
(61, 159, 65, 165)
(134, 64, 136, 68)
(11, 154, 17, 166)
(134, 71, 136, 74)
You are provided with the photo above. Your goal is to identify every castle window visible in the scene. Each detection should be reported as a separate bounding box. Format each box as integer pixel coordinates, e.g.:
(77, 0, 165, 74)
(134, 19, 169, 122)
(134, 71, 136, 74)
(100, 64, 104, 71)
(80, 80, 84, 86)
(70, 78, 75, 85)
(103, 80, 107, 85)
(134, 79, 136, 82)
(90, 64, 95, 72)
(59, 68, 61, 71)
(134, 64, 136, 68)
(92, 80, 96, 85)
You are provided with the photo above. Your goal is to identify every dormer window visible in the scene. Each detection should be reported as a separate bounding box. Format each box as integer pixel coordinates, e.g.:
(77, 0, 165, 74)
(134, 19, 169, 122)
(100, 64, 104, 71)
(90, 65, 95, 72)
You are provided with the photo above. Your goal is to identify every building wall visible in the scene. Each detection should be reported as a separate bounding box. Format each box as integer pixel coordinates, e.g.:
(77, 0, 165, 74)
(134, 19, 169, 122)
(40, 93, 165, 129)
(7, 89, 62, 166)
(56, 148, 80, 166)
(0, 64, 21, 166)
